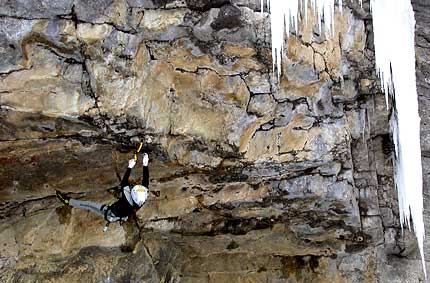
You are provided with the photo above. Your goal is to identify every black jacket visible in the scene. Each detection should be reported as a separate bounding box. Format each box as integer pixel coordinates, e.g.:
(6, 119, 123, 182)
(109, 194, 135, 218)
(109, 166, 149, 218)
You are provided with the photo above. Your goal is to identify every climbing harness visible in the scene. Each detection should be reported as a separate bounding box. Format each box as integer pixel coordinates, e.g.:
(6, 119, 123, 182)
(102, 203, 130, 232)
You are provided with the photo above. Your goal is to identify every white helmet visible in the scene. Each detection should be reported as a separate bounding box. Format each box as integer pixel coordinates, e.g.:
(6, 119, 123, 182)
(131, 185, 148, 206)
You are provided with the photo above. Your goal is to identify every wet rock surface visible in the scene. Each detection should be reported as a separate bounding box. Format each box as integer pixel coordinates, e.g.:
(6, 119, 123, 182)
(0, 0, 429, 282)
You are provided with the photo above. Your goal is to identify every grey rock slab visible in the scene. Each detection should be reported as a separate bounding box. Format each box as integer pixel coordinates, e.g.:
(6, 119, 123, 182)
(0, 0, 73, 18)
(312, 81, 335, 117)
(243, 71, 271, 94)
(0, 18, 35, 73)
(192, 9, 218, 41)
(274, 102, 294, 127)
(318, 162, 342, 176)
(247, 94, 275, 117)
(210, 4, 243, 31)
(185, 0, 230, 10)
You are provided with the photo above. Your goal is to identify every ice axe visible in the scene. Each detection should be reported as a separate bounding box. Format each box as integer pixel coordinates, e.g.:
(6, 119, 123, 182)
(133, 141, 143, 161)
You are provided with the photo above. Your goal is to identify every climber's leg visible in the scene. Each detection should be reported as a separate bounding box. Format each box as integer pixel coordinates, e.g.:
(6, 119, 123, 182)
(69, 199, 107, 218)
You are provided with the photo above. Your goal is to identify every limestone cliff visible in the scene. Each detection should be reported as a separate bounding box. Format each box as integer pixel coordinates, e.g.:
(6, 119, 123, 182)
(0, 0, 429, 282)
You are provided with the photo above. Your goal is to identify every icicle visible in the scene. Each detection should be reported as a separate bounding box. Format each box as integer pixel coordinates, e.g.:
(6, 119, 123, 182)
(309, 0, 336, 34)
(266, 0, 300, 78)
(370, 0, 426, 277)
(264, 0, 339, 77)
(261, 0, 264, 16)
(304, 0, 309, 24)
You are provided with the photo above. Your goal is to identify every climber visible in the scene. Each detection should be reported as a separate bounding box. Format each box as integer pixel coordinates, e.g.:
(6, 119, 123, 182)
(56, 153, 150, 231)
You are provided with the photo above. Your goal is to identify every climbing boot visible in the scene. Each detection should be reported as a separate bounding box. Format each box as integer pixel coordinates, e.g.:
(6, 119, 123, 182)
(56, 190, 70, 206)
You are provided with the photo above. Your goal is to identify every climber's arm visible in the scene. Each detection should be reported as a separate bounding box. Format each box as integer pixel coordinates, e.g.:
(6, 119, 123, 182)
(121, 159, 136, 188)
(142, 165, 149, 188)
(142, 153, 149, 188)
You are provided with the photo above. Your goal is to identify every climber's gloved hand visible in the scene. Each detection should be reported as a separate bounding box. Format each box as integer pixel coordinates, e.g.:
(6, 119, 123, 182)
(142, 153, 149, 167)
(128, 159, 136, 168)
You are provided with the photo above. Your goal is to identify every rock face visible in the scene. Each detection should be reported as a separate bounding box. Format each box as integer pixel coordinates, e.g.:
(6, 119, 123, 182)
(0, 0, 429, 282)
